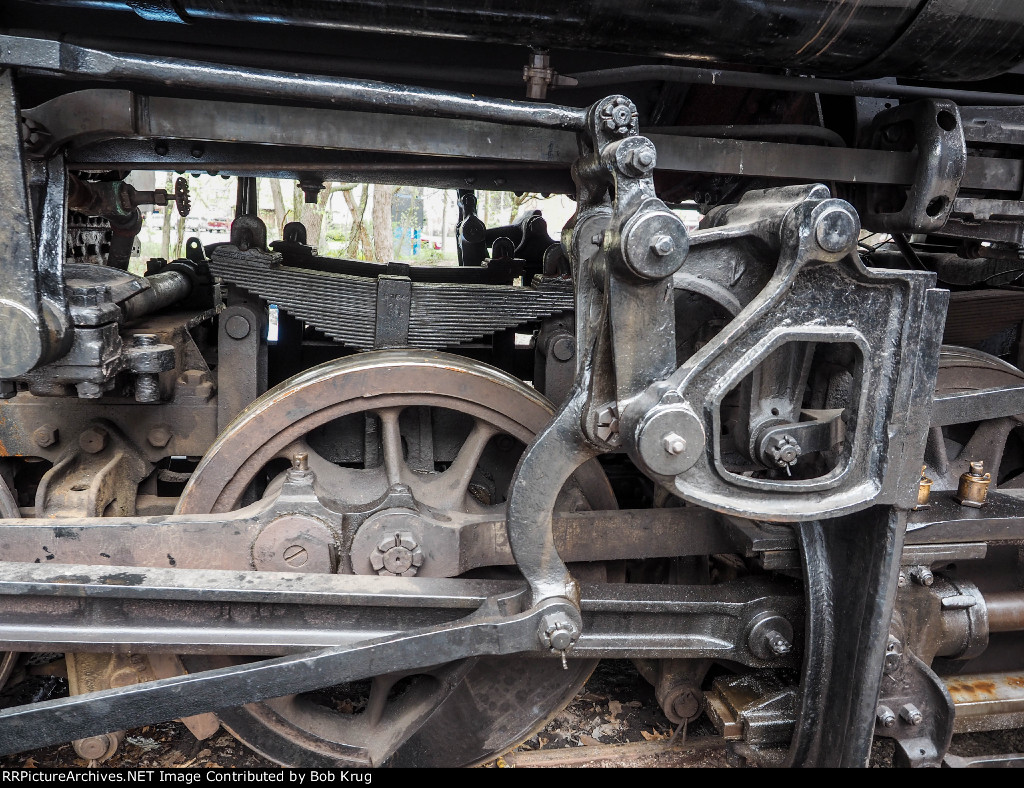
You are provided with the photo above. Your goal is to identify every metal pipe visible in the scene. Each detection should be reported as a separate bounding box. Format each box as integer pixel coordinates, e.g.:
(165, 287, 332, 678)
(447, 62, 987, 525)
(568, 65, 1024, 107)
(984, 591, 1024, 633)
(2, 35, 587, 131)
(120, 270, 192, 321)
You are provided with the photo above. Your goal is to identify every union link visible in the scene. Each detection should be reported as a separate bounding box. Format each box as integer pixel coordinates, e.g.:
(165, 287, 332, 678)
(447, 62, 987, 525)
(504, 94, 947, 664)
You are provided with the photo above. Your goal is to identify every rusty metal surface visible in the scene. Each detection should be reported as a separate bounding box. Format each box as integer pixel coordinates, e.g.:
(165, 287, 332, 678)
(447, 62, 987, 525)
(948, 673, 1024, 734)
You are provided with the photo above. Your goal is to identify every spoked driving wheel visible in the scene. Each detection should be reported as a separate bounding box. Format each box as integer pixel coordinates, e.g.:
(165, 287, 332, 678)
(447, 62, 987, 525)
(177, 351, 616, 767)
(929, 346, 1024, 490)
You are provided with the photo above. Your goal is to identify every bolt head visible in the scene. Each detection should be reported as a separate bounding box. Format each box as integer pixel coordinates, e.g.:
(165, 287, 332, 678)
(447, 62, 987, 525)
(650, 234, 676, 257)
(224, 314, 252, 340)
(282, 544, 308, 567)
(372, 531, 424, 577)
(592, 405, 621, 445)
(876, 706, 897, 728)
(74, 734, 116, 761)
(671, 689, 701, 722)
(662, 432, 686, 456)
(538, 611, 580, 652)
(551, 336, 575, 362)
(33, 425, 58, 448)
(79, 427, 109, 454)
(765, 629, 792, 656)
(765, 434, 802, 468)
(900, 704, 923, 726)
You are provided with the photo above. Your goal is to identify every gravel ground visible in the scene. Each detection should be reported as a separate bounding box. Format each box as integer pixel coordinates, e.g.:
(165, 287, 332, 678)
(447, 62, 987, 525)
(0, 658, 1019, 769)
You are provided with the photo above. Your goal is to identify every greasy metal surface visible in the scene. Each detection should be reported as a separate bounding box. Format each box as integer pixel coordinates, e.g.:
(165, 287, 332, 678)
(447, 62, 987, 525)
(0, 71, 69, 378)
(876, 650, 955, 767)
(907, 492, 1024, 544)
(0, 560, 798, 666)
(985, 593, 1024, 633)
(216, 299, 266, 435)
(657, 187, 944, 520)
(859, 100, 966, 234)
(0, 587, 566, 758)
(0, 506, 731, 572)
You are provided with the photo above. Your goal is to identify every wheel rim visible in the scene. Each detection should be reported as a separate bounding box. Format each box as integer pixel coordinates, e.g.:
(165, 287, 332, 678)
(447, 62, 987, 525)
(178, 350, 615, 766)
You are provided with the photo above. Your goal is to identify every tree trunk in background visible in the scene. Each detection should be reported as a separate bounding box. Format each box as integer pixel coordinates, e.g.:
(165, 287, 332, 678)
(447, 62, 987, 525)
(298, 183, 332, 250)
(371, 184, 394, 263)
(343, 185, 372, 260)
(173, 213, 186, 258)
(160, 175, 173, 259)
(440, 190, 448, 253)
(509, 193, 536, 224)
(269, 179, 286, 238)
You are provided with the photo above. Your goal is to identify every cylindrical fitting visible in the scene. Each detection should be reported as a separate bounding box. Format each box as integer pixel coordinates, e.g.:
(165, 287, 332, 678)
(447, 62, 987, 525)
(985, 591, 1024, 633)
(135, 373, 160, 403)
(915, 465, 933, 509)
(957, 460, 992, 508)
(120, 270, 193, 321)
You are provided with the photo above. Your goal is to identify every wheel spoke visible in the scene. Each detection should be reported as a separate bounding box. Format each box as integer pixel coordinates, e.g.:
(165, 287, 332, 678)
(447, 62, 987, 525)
(176, 352, 613, 767)
(276, 440, 388, 507)
(419, 419, 498, 511)
(377, 408, 407, 487)
(952, 418, 1017, 487)
(364, 674, 401, 728)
